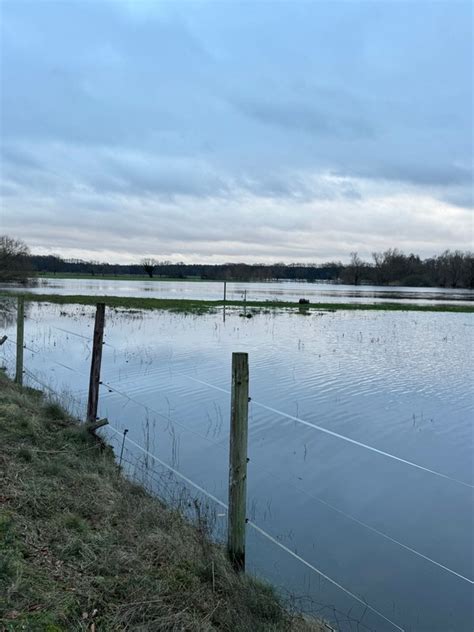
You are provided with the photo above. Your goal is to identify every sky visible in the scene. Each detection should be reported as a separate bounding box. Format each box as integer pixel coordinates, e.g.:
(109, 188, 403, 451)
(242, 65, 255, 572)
(0, 0, 472, 264)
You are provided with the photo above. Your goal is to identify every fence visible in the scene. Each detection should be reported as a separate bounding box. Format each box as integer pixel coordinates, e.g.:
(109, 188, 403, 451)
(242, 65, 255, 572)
(1, 296, 473, 632)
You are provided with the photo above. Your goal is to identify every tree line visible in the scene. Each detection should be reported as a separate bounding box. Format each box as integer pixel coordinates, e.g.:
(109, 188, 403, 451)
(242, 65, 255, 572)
(1, 236, 473, 288)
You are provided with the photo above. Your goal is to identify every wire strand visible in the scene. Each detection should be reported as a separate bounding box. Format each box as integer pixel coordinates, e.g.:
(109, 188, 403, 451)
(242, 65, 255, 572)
(5, 338, 89, 377)
(181, 374, 474, 490)
(264, 468, 474, 584)
(7, 334, 229, 454)
(101, 381, 229, 454)
(100, 376, 474, 584)
(23, 368, 85, 409)
(27, 316, 115, 348)
(107, 425, 406, 632)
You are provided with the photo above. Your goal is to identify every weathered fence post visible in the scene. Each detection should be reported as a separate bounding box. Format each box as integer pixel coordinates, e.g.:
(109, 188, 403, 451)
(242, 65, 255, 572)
(15, 296, 24, 385)
(223, 281, 227, 322)
(227, 352, 249, 572)
(86, 303, 105, 424)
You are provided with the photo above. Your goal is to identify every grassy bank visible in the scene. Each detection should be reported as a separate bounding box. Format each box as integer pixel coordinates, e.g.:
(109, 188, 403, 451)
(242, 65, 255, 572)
(1, 290, 473, 313)
(0, 373, 325, 631)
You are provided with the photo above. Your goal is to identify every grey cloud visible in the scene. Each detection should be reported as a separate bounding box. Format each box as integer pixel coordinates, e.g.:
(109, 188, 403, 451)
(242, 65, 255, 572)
(234, 97, 375, 140)
(89, 155, 231, 199)
(442, 189, 474, 210)
(0, 146, 43, 170)
(0, 140, 364, 204)
(5, 176, 471, 258)
(348, 162, 473, 188)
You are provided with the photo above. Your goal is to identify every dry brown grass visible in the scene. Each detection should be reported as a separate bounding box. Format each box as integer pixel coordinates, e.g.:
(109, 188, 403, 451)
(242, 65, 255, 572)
(0, 373, 327, 631)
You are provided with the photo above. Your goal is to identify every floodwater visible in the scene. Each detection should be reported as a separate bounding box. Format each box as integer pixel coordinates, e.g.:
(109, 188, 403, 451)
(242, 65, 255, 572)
(0, 299, 472, 631)
(2, 277, 474, 305)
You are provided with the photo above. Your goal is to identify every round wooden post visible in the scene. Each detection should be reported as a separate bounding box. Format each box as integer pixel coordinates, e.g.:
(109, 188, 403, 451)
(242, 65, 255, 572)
(86, 303, 105, 424)
(227, 352, 249, 572)
(223, 281, 227, 322)
(14, 296, 24, 385)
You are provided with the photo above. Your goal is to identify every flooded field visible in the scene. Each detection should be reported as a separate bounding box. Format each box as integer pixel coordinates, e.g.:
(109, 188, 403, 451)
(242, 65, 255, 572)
(2, 277, 474, 305)
(1, 299, 472, 631)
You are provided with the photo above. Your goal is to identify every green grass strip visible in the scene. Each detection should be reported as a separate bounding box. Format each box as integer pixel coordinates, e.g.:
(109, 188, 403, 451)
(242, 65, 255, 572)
(0, 290, 472, 313)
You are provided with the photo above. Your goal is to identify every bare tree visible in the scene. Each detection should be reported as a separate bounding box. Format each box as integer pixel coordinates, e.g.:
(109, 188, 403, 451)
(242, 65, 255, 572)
(141, 258, 157, 279)
(372, 251, 385, 284)
(349, 251, 363, 285)
(0, 235, 32, 282)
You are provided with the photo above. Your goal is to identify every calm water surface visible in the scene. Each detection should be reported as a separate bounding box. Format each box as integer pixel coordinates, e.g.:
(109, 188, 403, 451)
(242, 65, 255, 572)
(2, 277, 474, 305)
(0, 299, 472, 631)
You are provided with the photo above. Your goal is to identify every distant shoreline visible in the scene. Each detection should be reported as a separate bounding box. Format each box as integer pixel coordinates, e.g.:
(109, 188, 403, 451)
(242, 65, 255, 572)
(36, 272, 210, 282)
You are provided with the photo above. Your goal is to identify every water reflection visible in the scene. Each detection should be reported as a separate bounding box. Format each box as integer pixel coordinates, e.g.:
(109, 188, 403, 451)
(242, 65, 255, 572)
(0, 296, 30, 328)
(1, 278, 473, 305)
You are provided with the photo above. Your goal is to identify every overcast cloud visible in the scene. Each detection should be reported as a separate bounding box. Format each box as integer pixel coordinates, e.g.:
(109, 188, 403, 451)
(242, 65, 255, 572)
(0, 0, 472, 263)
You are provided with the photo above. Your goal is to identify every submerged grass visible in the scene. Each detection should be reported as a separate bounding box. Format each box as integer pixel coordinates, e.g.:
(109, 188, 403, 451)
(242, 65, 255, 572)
(0, 290, 472, 313)
(0, 373, 325, 631)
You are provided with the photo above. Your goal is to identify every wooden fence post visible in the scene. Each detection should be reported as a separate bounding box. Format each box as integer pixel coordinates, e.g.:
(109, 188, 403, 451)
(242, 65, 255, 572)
(14, 296, 24, 385)
(223, 281, 227, 322)
(86, 303, 105, 424)
(227, 352, 249, 572)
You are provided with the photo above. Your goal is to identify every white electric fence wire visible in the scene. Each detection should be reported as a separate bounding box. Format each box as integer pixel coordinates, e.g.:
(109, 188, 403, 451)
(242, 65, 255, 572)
(108, 425, 406, 632)
(99, 377, 474, 584)
(181, 374, 474, 490)
(8, 335, 472, 489)
(27, 316, 115, 348)
(102, 382, 229, 451)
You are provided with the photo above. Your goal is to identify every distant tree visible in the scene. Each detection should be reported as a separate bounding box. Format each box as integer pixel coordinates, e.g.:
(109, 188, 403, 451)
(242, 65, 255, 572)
(141, 258, 157, 278)
(461, 252, 474, 288)
(372, 251, 386, 284)
(446, 250, 465, 288)
(0, 235, 32, 282)
(19, 247, 474, 288)
(348, 251, 363, 285)
(49, 254, 63, 275)
(434, 250, 467, 288)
